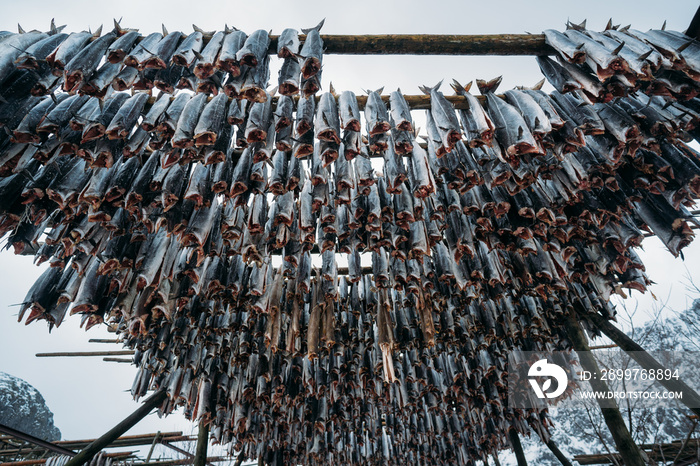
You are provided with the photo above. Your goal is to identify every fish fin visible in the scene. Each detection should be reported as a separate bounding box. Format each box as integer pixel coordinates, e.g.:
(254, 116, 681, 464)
(302, 19, 325, 35)
(605, 18, 613, 31)
(638, 50, 653, 61)
(532, 78, 545, 90)
(534, 117, 540, 128)
(576, 42, 585, 50)
(476, 76, 502, 95)
(193, 24, 204, 33)
(224, 24, 232, 33)
(517, 127, 524, 138)
(464, 81, 473, 93)
(419, 85, 431, 96)
(18, 24, 25, 34)
(450, 79, 464, 95)
(192, 50, 204, 61)
(612, 41, 625, 55)
(620, 24, 631, 32)
(661, 20, 666, 31)
(375, 87, 384, 95)
(269, 85, 278, 97)
(677, 40, 694, 53)
(93, 25, 103, 37)
(329, 82, 336, 96)
(50, 93, 58, 104)
(162, 24, 169, 36)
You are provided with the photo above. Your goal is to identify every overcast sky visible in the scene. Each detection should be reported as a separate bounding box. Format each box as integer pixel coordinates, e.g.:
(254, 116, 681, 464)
(0, 1, 699, 463)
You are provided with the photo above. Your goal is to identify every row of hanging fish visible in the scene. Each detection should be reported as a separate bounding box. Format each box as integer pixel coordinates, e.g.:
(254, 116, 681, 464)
(2, 21, 700, 466)
(0, 20, 327, 101)
(539, 21, 700, 103)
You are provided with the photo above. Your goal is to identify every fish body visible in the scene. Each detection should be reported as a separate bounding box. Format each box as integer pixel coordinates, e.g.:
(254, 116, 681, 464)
(172, 31, 203, 67)
(172, 92, 209, 148)
(63, 31, 117, 92)
(365, 90, 390, 136)
(277, 28, 299, 58)
(142, 31, 182, 69)
(315, 92, 341, 144)
(299, 20, 324, 78)
(236, 29, 270, 67)
(106, 30, 140, 63)
(46, 31, 90, 74)
(15, 33, 67, 69)
(123, 32, 162, 68)
(194, 93, 228, 146)
(217, 30, 246, 75)
(194, 30, 225, 79)
(106, 92, 149, 139)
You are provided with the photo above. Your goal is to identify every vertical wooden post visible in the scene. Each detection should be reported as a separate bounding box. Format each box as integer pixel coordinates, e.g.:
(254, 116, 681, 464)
(508, 428, 528, 466)
(541, 435, 574, 466)
(63, 389, 167, 466)
(563, 313, 649, 466)
(193, 422, 209, 466)
(587, 312, 700, 417)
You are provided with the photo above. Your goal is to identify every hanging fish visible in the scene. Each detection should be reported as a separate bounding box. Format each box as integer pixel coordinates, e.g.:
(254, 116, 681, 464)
(216, 29, 247, 75)
(142, 30, 182, 69)
(420, 81, 462, 152)
(299, 19, 324, 78)
(236, 29, 270, 67)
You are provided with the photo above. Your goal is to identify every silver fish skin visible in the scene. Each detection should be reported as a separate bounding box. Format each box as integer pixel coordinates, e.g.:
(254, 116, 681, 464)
(584, 29, 651, 79)
(277, 28, 299, 58)
(172, 92, 208, 148)
(245, 93, 273, 143)
(274, 95, 294, 131)
(295, 95, 315, 137)
(194, 31, 225, 79)
(106, 92, 149, 139)
(389, 89, 413, 131)
(365, 90, 390, 136)
(451, 80, 495, 147)
(45, 31, 90, 73)
(106, 30, 140, 63)
(521, 89, 565, 129)
(543, 29, 586, 63)
(81, 61, 121, 96)
(69, 96, 99, 131)
(503, 89, 552, 139)
(194, 93, 228, 146)
(13, 95, 61, 143)
(37, 94, 89, 134)
(217, 30, 246, 75)
(604, 29, 670, 71)
(563, 29, 628, 80)
(172, 31, 203, 68)
(236, 29, 270, 67)
(410, 143, 437, 198)
(315, 92, 341, 144)
(425, 111, 446, 158)
(123, 32, 162, 68)
(141, 93, 171, 131)
(535, 56, 583, 94)
(63, 31, 117, 92)
(278, 57, 300, 96)
(640, 29, 700, 80)
(81, 93, 130, 142)
(423, 83, 461, 151)
(142, 31, 182, 69)
(15, 33, 67, 69)
(339, 90, 361, 131)
(157, 92, 192, 135)
(112, 65, 139, 91)
(550, 90, 605, 135)
(240, 54, 270, 102)
(556, 57, 609, 102)
(300, 20, 324, 78)
(477, 78, 539, 160)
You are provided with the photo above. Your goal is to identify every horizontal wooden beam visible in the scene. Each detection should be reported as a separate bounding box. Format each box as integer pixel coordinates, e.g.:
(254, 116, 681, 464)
(88, 339, 120, 344)
(35, 350, 134, 358)
(0, 452, 134, 466)
(0, 424, 76, 458)
(287, 34, 553, 56)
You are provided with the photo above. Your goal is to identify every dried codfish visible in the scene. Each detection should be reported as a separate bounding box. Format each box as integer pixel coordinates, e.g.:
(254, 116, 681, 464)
(299, 20, 324, 78)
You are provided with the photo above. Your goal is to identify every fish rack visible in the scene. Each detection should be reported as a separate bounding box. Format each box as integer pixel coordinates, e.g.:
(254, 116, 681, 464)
(2, 7, 700, 466)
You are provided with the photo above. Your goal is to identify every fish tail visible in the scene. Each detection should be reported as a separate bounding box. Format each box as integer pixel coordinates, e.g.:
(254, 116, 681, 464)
(476, 76, 502, 95)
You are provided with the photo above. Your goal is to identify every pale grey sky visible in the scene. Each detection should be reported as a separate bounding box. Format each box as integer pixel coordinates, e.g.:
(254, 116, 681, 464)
(0, 1, 699, 462)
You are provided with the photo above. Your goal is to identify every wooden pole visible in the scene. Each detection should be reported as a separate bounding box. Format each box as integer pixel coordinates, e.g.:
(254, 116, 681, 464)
(0, 424, 75, 458)
(193, 423, 209, 466)
(276, 33, 553, 56)
(587, 312, 700, 418)
(35, 350, 135, 357)
(88, 339, 119, 343)
(145, 431, 161, 464)
(563, 313, 649, 466)
(542, 436, 574, 466)
(508, 429, 528, 466)
(63, 389, 167, 466)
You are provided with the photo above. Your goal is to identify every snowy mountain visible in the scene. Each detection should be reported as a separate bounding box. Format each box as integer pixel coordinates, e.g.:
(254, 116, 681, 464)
(0, 372, 61, 441)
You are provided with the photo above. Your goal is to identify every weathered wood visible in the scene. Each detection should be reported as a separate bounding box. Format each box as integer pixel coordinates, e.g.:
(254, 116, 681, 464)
(193, 423, 209, 466)
(563, 313, 649, 466)
(103, 357, 134, 363)
(88, 339, 120, 344)
(686, 5, 700, 40)
(0, 452, 133, 466)
(137, 457, 230, 466)
(63, 390, 168, 466)
(574, 438, 700, 465)
(508, 429, 528, 466)
(543, 436, 574, 466)
(145, 432, 161, 464)
(587, 312, 700, 418)
(272, 33, 553, 56)
(0, 424, 76, 458)
(35, 350, 135, 358)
